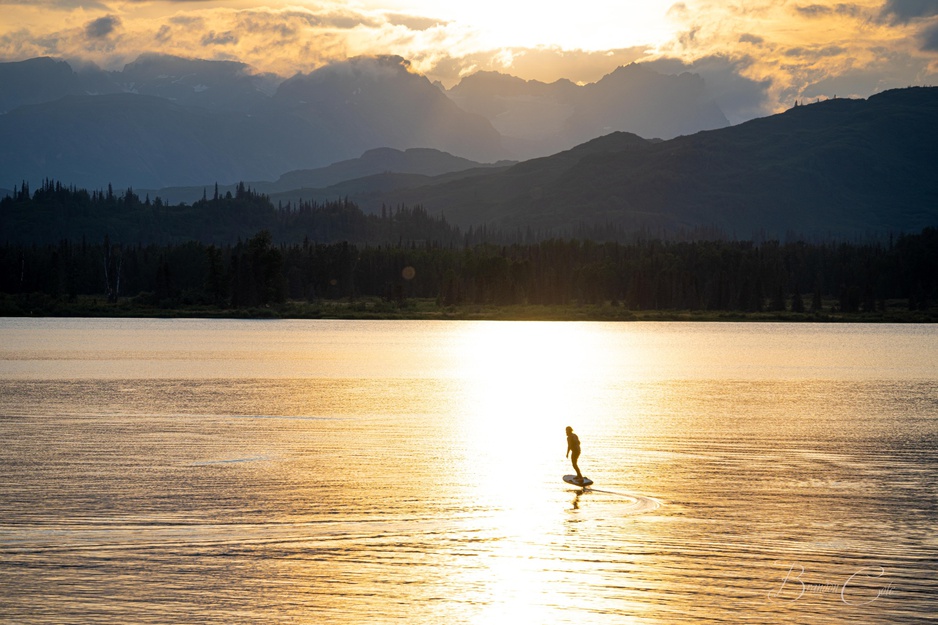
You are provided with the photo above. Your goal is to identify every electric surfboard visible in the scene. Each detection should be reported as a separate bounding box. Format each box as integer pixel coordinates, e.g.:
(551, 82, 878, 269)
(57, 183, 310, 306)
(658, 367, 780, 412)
(563, 474, 593, 487)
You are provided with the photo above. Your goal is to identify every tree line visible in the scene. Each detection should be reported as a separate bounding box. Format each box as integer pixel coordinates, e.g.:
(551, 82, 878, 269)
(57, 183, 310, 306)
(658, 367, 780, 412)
(2, 179, 936, 312)
(2, 227, 935, 313)
(0, 179, 466, 247)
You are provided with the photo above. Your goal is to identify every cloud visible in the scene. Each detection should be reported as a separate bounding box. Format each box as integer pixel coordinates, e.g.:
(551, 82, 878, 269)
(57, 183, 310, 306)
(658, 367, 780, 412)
(154, 24, 171, 43)
(921, 20, 938, 48)
(0, 0, 108, 7)
(796, 4, 834, 17)
(0, 2, 662, 87)
(654, 0, 938, 114)
(875, 2, 938, 53)
(320, 13, 381, 29)
(879, 0, 938, 23)
(85, 14, 120, 39)
(507, 48, 652, 84)
(169, 15, 205, 27)
(668, 3, 690, 18)
(2, 0, 937, 122)
(423, 46, 651, 86)
(783, 45, 848, 57)
(200, 30, 237, 46)
(796, 3, 862, 18)
(385, 13, 445, 31)
(233, 14, 293, 40)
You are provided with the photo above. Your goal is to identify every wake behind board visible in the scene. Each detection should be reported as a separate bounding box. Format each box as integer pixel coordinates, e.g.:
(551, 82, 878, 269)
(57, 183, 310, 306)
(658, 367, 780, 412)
(563, 475, 593, 487)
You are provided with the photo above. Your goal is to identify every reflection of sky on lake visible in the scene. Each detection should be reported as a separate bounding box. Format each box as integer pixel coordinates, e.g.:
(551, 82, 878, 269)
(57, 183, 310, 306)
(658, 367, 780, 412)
(1, 319, 936, 623)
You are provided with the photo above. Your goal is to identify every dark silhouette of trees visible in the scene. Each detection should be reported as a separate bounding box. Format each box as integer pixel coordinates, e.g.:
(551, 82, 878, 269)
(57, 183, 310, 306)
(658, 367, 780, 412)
(3, 228, 937, 312)
(1, 181, 937, 313)
(791, 288, 805, 313)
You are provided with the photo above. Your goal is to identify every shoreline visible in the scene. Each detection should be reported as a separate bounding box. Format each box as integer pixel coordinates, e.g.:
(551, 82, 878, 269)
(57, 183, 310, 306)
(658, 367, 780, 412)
(3, 295, 936, 323)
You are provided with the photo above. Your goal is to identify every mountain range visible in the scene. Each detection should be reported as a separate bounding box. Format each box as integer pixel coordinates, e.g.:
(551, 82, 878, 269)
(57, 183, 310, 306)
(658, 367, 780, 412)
(0, 55, 506, 188)
(1, 54, 936, 240)
(261, 88, 938, 239)
(0, 54, 729, 190)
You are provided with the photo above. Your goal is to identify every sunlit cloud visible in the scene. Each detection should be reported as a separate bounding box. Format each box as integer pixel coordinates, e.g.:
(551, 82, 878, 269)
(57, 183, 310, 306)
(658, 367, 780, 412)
(422, 47, 652, 86)
(0, 0, 109, 7)
(384, 13, 445, 31)
(0, 0, 936, 119)
(657, 0, 938, 112)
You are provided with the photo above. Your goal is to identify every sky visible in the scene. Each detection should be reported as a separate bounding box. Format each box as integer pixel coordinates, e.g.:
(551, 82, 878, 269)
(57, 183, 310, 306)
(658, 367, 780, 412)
(2, 0, 937, 120)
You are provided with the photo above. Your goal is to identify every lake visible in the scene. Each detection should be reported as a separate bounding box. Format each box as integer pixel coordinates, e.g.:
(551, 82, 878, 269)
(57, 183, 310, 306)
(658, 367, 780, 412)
(1, 319, 936, 624)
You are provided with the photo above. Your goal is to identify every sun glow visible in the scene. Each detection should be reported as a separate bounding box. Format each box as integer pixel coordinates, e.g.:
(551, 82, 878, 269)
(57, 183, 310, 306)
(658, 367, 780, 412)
(453, 322, 612, 486)
(366, 0, 677, 50)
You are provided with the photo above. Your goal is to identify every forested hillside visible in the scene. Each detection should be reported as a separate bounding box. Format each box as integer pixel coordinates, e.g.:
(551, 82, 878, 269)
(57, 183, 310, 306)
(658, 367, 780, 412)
(378, 87, 938, 239)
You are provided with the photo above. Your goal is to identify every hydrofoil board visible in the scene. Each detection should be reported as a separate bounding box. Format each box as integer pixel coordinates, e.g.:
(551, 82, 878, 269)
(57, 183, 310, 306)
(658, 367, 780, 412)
(563, 474, 593, 487)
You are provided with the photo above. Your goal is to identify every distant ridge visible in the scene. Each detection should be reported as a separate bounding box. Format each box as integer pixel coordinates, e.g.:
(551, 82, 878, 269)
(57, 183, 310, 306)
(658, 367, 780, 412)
(366, 87, 938, 239)
(144, 147, 512, 204)
(274, 147, 513, 191)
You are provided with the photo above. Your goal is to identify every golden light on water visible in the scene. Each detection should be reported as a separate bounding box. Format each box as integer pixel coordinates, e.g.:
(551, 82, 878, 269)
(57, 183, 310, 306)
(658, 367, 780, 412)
(3, 320, 937, 623)
(443, 322, 647, 620)
(454, 322, 611, 482)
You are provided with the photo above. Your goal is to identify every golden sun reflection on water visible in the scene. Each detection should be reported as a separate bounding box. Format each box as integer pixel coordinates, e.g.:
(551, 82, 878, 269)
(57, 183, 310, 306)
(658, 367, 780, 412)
(454, 322, 612, 480)
(443, 322, 656, 621)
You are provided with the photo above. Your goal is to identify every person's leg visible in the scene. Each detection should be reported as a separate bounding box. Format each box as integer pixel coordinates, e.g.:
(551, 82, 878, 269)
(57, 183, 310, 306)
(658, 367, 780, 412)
(572, 450, 581, 479)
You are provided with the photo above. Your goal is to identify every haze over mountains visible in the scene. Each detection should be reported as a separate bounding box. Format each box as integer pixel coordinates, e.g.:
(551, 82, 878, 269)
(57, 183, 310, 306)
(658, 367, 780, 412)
(447, 65, 728, 157)
(0, 54, 728, 190)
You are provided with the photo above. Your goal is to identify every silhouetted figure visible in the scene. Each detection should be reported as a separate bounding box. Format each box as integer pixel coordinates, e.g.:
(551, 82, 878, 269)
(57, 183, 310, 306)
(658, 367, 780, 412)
(566, 426, 583, 481)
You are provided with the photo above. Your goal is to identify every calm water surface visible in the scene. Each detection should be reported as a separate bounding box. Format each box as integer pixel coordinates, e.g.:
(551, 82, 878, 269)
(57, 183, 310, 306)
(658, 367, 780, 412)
(1, 319, 936, 624)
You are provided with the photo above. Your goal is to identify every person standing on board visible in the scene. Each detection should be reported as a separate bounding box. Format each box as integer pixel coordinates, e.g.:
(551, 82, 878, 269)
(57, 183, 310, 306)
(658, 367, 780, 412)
(566, 426, 584, 482)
